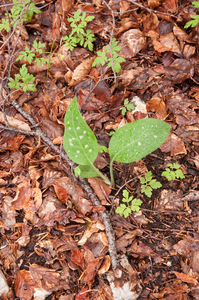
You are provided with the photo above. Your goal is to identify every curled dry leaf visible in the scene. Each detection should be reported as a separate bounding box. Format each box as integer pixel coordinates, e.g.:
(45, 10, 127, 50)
(68, 57, 96, 86)
(146, 97, 167, 120)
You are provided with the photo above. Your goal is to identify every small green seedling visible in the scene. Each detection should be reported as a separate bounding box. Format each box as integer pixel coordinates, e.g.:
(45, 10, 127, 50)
(92, 38, 126, 73)
(140, 171, 162, 198)
(184, 1, 199, 28)
(16, 41, 49, 66)
(0, 0, 41, 32)
(161, 163, 185, 181)
(115, 190, 142, 218)
(120, 98, 135, 116)
(63, 9, 95, 51)
(8, 64, 36, 92)
(109, 128, 119, 136)
(63, 96, 170, 187)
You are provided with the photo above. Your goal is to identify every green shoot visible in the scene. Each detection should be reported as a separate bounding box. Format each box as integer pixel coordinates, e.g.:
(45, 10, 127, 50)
(8, 64, 36, 92)
(140, 171, 162, 198)
(0, 0, 41, 32)
(63, 97, 170, 187)
(184, 1, 199, 28)
(63, 9, 95, 51)
(115, 190, 142, 218)
(161, 163, 185, 181)
(16, 41, 48, 67)
(92, 38, 125, 73)
(120, 98, 135, 116)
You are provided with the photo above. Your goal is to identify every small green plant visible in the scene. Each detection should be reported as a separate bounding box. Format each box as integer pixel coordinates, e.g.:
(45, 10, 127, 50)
(63, 96, 170, 187)
(115, 190, 142, 218)
(63, 9, 95, 51)
(8, 64, 36, 92)
(92, 38, 126, 73)
(120, 98, 135, 116)
(140, 171, 162, 198)
(0, 0, 41, 32)
(16, 41, 49, 66)
(184, 1, 199, 28)
(161, 163, 185, 181)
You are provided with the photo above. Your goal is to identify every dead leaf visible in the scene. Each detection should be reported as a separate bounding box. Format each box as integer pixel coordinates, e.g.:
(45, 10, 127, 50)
(160, 133, 187, 156)
(68, 57, 95, 87)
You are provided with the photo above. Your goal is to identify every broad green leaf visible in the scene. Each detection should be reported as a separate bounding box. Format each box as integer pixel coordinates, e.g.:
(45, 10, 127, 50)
(77, 164, 101, 178)
(109, 118, 170, 164)
(63, 96, 98, 165)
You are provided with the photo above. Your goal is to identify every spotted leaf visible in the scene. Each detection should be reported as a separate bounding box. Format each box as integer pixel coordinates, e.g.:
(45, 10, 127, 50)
(109, 118, 170, 164)
(63, 96, 98, 165)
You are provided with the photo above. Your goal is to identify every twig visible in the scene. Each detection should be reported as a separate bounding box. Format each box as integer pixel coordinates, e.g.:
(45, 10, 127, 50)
(0, 124, 36, 136)
(125, 0, 177, 18)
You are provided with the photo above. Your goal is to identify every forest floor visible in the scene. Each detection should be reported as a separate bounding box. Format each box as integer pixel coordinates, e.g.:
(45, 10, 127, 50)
(0, 0, 199, 299)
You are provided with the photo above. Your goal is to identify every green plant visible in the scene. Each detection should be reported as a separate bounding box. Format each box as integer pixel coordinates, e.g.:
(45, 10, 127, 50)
(92, 38, 126, 73)
(8, 64, 36, 92)
(161, 163, 185, 181)
(63, 9, 95, 51)
(0, 0, 41, 32)
(120, 98, 135, 116)
(63, 96, 170, 187)
(16, 41, 49, 66)
(140, 171, 162, 198)
(184, 1, 199, 28)
(115, 190, 142, 218)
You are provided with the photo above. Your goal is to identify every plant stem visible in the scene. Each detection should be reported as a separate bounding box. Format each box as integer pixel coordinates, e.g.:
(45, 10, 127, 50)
(46, 39, 55, 79)
(110, 160, 115, 187)
(91, 163, 112, 186)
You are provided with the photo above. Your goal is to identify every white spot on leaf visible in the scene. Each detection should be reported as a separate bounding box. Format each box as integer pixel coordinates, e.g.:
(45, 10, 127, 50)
(79, 136, 83, 139)
(76, 150, 80, 153)
(138, 142, 141, 146)
(89, 149, 92, 152)
(83, 131, 86, 134)
(76, 126, 80, 130)
(68, 127, 71, 130)
(85, 145, 88, 148)
(154, 135, 157, 138)
(70, 143, 73, 146)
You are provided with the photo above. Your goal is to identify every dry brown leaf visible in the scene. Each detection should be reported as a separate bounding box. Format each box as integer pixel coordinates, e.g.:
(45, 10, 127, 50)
(62, 0, 74, 14)
(0, 112, 31, 131)
(160, 133, 187, 156)
(159, 32, 181, 54)
(68, 57, 95, 86)
(121, 29, 146, 58)
(146, 97, 167, 119)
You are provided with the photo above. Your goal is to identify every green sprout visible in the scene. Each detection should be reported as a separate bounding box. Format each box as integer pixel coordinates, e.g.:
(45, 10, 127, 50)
(0, 0, 41, 32)
(119, 98, 135, 116)
(63, 97, 170, 187)
(63, 9, 95, 51)
(16, 41, 49, 66)
(115, 190, 142, 218)
(92, 38, 125, 73)
(184, 1, 199, 28)
(140, 171, 162, 198)
(8, 64, 36, 92)
(161, 163, 185, 181)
